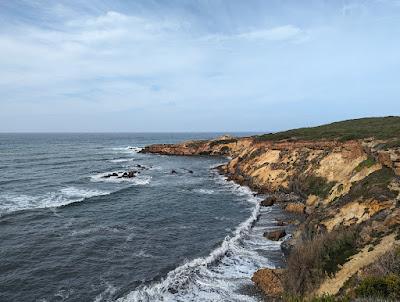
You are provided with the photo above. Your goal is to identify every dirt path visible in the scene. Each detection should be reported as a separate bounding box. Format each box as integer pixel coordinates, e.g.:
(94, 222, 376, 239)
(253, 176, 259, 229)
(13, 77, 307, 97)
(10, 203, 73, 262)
(315, 233, 398, 296)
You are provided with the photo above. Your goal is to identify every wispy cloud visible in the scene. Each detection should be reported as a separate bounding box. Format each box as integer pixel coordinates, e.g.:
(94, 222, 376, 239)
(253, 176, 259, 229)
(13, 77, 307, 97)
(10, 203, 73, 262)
(0, 1, 399, 131)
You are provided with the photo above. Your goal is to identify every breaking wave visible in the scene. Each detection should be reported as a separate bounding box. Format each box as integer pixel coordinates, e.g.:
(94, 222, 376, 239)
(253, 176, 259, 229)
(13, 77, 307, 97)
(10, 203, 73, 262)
(0, 187, 111, 215)
(116, 176, 281, 302)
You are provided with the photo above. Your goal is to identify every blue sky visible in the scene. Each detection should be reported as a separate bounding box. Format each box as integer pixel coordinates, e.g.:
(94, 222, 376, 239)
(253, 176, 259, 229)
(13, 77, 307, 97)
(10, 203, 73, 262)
(0, 0, 399, 132)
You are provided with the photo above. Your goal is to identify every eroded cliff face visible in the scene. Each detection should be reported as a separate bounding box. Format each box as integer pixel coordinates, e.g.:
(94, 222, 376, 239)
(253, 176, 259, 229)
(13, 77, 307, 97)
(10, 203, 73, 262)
(141, 135, 400, 298)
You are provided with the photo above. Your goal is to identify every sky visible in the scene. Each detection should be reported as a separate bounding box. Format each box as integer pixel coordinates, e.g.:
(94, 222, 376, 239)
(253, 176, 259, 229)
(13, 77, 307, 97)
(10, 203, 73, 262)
(0, 0, 399, 132)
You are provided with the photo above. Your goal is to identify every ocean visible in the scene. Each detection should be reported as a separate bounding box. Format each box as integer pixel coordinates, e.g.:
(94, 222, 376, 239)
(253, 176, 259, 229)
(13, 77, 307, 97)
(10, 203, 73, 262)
(0, 133, 286, 302)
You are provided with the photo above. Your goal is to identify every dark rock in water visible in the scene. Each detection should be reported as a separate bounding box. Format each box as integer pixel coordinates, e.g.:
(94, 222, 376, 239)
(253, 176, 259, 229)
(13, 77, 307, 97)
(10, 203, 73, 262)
(171, 170, 177, 174)
(276, 220, 287, 226)
(261, 196, 276, 207)
(264, 229, 286, 241)
(121, 171, 136, 178)
(168, 287, 178, 294)
(188, 170, 193, 174)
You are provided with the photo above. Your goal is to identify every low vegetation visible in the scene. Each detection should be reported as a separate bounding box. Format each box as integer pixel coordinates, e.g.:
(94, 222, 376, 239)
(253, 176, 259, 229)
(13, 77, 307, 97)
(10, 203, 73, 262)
(351, 247, 400, 300)
(379, 140, 400, 150)
(285, 229, 358, 296)
(301, 175, 336, 199)
(345, 167, 396, 202)
(355, 275, 400, 300)
(284, 294, 349, 302)
(354, 157, 376, 173)
(256, 116, 400, 141)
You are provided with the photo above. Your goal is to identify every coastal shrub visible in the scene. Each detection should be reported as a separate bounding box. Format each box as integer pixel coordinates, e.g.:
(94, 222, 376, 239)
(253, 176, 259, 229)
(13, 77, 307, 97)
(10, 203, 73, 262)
(284, 294, 349, 302)
(363, 247, 400, 279)
(379, 140, 400, 150)
(346, 167, 396, 202)
(354, 157, 376, 173)
(302, 175, 336, 199)
(255, 116, 400, 142)
(285, 229, 357, 296)
(355, 275, 400, 300)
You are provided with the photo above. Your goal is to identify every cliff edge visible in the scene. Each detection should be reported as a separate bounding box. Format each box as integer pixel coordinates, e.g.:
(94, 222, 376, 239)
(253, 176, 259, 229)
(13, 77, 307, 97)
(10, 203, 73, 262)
(141, 116, 400, 301)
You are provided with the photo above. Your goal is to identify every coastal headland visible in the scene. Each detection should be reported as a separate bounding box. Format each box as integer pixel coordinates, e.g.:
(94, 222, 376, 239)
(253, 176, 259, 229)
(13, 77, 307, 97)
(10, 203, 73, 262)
(141, 116, 400, 301)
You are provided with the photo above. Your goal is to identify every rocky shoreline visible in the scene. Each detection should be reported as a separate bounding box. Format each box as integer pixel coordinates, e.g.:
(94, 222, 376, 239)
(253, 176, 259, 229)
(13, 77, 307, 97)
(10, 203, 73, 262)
(140, 120, 400, 301)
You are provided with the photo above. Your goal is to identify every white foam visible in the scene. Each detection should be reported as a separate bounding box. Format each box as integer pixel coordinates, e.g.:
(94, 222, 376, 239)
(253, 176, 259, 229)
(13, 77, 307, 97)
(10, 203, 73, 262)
(110, 158, 135, 163)
(94, 281, 117, 302)
(117, 174, 280, 302)
(194, 188, 215, 195)
(60, 187, 110, 198)
(0, 187, 111, 215)
(132, 250, 157, 259)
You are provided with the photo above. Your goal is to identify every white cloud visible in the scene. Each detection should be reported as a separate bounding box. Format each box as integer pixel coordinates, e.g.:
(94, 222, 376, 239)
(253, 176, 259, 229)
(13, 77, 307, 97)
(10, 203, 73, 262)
(0, 3, 399, 131)
(237, 25, 303, 41)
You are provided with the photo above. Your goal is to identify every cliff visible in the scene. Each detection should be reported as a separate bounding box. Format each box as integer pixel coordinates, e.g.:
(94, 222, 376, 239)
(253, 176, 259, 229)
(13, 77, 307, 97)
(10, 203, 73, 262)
(141, 117, 400, 301)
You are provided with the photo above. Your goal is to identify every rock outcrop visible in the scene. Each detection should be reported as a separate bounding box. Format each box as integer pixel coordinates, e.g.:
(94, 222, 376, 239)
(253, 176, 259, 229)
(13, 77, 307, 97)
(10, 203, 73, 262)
(251, 268, 285, 298)
(141, 118, 400, 299)
(264, 229, 286, 241)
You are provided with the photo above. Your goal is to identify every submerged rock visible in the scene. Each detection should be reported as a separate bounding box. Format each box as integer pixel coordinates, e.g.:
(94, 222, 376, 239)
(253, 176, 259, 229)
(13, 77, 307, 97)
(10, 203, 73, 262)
(264, 229, 286, 241)
(251, 268, 285, 298)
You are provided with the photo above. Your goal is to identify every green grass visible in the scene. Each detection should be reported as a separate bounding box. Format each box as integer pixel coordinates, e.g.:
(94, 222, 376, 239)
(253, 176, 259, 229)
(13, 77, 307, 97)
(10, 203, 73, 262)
(255, 116, 400, 142)
(354, 157, 376, 173)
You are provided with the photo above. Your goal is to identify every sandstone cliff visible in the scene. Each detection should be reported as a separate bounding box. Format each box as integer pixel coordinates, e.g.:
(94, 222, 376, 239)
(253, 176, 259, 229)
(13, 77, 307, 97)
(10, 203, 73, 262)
(141, 117, 400, 300)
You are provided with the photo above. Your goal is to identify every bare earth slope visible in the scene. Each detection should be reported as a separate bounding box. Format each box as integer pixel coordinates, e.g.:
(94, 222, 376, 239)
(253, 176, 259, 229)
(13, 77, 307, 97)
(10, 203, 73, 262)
(141, 117, 400, 299)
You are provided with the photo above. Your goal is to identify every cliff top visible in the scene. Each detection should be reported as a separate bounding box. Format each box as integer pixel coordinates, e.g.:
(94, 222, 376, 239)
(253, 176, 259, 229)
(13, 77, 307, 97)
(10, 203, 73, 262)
(256, 116, 400, 142)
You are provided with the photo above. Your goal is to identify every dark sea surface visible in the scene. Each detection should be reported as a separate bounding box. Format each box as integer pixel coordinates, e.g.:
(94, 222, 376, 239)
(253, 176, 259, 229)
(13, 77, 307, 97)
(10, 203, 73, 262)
(0, 133, 286, 302)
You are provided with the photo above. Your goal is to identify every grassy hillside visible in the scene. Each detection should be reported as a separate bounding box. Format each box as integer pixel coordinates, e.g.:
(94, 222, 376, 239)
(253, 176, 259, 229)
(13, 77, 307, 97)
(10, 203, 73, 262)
(256, 116, 400, 141)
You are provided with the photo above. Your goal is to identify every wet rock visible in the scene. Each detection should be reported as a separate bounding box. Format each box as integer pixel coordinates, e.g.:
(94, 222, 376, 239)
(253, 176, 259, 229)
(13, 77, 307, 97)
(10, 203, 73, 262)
(171, 170, 177, 174)
(251, 268, 285, 298)
(121, 171, 136, 178)
(188, 170, 193, 174)
(275, 220, 287, 226)
(261, 196, 276, 207)
(264, 229, 286, 241)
